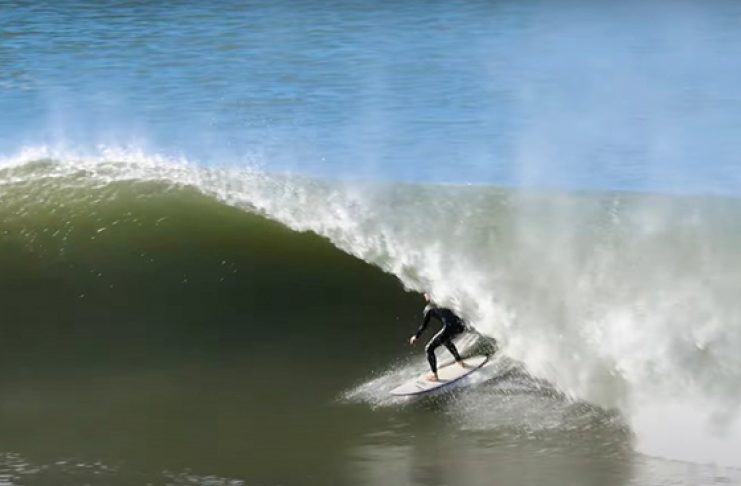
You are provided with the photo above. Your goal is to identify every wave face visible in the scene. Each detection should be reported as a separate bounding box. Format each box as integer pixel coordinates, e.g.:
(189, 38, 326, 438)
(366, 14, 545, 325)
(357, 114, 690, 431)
(0, 149, 416, 371)
(2, 147, 741, 466)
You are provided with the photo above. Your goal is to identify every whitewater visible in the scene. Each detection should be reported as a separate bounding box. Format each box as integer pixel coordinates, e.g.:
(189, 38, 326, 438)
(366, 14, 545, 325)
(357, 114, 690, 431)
(4, 146, 740, 467)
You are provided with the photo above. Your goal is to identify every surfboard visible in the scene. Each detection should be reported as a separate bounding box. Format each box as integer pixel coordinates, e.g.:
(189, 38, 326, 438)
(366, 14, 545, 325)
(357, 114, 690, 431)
(390, 354, 490, 396)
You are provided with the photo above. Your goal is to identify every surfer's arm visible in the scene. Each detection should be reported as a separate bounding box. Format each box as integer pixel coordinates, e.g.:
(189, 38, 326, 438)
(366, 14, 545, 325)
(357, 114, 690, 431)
(413, 309, 433, 340)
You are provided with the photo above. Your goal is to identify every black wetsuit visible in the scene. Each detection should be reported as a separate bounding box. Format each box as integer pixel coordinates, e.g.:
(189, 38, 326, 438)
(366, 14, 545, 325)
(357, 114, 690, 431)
(414, 304, 466, 375)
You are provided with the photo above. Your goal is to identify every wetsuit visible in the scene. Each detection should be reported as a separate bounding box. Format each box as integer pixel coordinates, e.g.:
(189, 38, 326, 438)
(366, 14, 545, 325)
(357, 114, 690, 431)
(414, 304, 466, 375)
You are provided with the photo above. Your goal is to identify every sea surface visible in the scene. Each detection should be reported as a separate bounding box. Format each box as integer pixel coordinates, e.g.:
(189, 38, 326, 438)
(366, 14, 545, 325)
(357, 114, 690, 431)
(1, 1, 741, 485)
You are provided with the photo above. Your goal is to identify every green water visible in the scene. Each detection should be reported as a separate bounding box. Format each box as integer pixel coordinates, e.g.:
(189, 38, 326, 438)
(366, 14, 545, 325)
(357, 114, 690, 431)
(0, 177, 739, 485)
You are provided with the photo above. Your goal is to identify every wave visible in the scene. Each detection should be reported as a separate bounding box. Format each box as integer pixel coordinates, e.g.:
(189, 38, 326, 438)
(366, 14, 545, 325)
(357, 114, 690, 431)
(2, 145, 741, 465)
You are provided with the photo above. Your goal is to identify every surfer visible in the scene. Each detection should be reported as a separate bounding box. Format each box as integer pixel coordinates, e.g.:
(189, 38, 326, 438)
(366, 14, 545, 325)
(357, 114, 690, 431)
(409, 293, 468, 381)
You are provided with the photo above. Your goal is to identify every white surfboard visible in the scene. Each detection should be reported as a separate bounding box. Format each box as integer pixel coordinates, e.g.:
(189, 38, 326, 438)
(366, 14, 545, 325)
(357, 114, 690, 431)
(390, 355, 490, 396)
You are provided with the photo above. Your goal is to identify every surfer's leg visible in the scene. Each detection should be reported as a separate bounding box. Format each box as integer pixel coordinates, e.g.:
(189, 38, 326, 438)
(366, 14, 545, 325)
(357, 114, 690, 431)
(445, 340, 471, 368)
(442, 325, 469, 366)
(443, 339, 462, 362)
(425, 331, 446, 375)
(426, 349, 438, 377)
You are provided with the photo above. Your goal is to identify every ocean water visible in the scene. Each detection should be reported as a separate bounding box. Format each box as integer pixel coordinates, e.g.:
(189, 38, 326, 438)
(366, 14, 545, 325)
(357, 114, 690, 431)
(2, 1, 741, 485)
